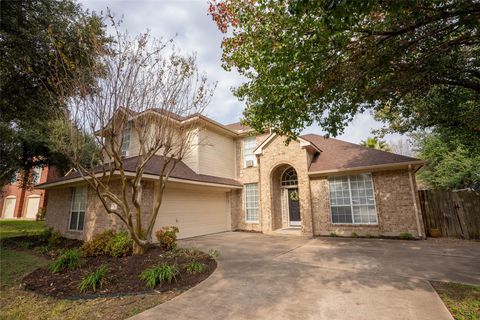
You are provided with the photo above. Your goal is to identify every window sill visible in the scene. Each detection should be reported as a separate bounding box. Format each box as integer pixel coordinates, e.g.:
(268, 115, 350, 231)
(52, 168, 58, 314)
(330, 223, 379, 227)
(67, 229, 84, 232)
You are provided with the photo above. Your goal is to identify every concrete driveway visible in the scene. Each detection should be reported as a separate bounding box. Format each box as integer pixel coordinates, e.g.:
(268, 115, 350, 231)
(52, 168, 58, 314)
(132, 232, 480, 320)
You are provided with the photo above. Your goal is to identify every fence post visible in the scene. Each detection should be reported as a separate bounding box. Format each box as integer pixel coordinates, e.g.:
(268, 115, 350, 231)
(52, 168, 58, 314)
(452, 192, 470, 240)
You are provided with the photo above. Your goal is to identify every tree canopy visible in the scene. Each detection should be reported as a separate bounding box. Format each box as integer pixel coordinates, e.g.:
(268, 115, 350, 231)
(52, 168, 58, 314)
(360, 137, 391, 152)
(209, 0, 480, 148)
(413, 133, 480, 190)
(0, 0, 109, 185)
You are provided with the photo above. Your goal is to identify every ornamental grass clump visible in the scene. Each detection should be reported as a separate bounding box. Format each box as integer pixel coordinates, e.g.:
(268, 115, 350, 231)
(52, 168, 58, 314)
(79, 265, 108, 293)
(186, 261, 206, 274)
(140, 263, 178, 288)
(49, 248, 81, 273)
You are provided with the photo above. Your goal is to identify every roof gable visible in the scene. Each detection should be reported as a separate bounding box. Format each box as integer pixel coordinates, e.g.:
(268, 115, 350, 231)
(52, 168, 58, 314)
(300, 134, 423, 173)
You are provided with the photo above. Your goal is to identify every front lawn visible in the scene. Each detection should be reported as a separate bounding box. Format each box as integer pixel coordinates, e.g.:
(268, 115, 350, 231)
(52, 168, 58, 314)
(431, 281, 480, 320)
(0, 220, 46, 239)
(0, 222, 216, 320)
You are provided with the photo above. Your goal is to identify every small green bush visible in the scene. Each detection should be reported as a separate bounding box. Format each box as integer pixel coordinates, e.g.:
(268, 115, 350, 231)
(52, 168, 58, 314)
(37, 245, 51, 254)
(365, 233, 373, 238)
(329, 232, 337, 237)
(48, 230, 63, 246)
(81, 230, 116, 257)
(140, 263, 179, 288)
(49, 249, 81, 273)
(79, 265, 108, 293)
(351, 232, 358, 238)
(400, 232, 414, 240)
(18, 241, 34, 249)
(155, 226, 179, 251)
(36, 208, 46, 221)
(181, 247, 203, 259)
(186, 261, 206, 274)
(106, 231, 133, 257)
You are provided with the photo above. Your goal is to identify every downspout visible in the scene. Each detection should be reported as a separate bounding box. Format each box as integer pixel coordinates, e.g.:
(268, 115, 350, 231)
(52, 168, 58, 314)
(408, 164, 424, 239)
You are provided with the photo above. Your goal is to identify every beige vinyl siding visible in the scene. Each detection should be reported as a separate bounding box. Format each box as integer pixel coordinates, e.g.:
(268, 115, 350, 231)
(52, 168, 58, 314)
(154, 184, 231, 239)
(182, 128, 200, 172)
(197, 128, 235, 179)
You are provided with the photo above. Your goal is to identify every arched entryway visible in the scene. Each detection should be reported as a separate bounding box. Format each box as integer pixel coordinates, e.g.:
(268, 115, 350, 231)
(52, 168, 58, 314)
(270, 165, 301, 230)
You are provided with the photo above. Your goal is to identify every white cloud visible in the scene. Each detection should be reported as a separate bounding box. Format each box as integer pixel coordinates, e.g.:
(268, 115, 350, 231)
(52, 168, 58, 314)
(80, 0, 405, 144)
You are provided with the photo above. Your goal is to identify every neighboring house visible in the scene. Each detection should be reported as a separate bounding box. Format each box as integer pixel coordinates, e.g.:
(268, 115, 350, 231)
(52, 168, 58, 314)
(37, 110, 425, 240)
(1, 166, 57, 219)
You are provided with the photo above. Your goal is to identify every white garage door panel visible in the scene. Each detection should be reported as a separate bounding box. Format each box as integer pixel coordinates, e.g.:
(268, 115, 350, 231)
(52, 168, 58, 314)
(155, 188, 229, 239)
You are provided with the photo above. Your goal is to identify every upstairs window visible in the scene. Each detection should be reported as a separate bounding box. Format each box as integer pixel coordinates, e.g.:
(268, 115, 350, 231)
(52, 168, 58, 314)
(33, 167, 42, 185)
(328, 173, 377, 224)
(243, 136, 257, 167)
(121, 122, 131, 157)
(69, 187, 87, 231)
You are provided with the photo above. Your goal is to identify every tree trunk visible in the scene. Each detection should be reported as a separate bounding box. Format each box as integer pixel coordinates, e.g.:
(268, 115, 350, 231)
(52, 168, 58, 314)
(133, 241, 146, 255)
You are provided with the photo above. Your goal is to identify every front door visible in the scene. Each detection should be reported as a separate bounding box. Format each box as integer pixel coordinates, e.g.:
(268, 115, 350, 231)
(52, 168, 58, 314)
(288, 188, 301, 227)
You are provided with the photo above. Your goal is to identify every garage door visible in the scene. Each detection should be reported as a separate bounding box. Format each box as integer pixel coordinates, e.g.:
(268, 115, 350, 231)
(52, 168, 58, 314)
(3, 197, 16, 219)
(154, 187, 230, 239)
(25, 195, 41, 219)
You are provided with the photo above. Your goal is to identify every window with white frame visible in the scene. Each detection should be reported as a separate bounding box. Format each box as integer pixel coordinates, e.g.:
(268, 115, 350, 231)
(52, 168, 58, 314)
(69, 187, 87, 231)
(243, 136, 257, 167)
(120, 122, 131, 157)
(244, 183, 259, 222)
(328, 173, 377, 224)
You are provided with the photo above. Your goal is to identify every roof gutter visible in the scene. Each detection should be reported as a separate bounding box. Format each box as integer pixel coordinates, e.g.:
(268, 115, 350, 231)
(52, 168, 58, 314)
(37, 171, 242, 190)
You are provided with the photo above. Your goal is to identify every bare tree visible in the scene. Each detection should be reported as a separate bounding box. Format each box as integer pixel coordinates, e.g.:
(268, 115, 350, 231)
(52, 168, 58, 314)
(389, 139, 414, 156)
(55, 25, 215, 254)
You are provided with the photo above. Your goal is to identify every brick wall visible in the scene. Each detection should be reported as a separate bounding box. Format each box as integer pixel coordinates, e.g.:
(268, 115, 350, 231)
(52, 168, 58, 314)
(310, 169, 423, 237)
(45, 181, 156, 241)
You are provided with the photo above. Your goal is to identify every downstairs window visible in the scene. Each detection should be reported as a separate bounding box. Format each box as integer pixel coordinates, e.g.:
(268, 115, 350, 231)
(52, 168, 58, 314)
(328, 173, 377, 224)
(69, 187, 87, 231)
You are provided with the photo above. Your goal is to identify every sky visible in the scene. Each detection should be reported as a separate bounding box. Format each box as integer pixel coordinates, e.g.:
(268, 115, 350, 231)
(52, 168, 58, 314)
(80, 0, 403, 144)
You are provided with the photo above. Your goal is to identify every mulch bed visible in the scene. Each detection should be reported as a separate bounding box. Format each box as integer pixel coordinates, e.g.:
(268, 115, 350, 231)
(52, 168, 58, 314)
(21, 246, 217, 299)
(1, 235, 83, 258)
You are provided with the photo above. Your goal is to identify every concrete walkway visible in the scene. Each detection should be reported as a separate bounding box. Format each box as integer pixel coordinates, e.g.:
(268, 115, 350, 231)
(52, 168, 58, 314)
(131, 232, 480, 320)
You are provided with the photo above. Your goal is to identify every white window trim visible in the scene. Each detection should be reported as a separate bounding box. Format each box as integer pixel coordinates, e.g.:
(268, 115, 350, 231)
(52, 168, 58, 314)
(243, 136, 257, 168)
(329, 174, 378, 225)
(68, 187, 87, 231)
(244, 183, 259, 223)
(121, 122, 131, 157)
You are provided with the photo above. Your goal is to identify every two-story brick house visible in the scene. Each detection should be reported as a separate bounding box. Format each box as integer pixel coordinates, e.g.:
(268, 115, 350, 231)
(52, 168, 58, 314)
(38, 110, 425, 240)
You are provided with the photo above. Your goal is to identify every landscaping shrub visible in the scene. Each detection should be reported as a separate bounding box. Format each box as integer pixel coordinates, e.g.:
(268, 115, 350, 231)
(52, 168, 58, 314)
(186, 261, 206, 274)
(106, 231, 133, 257)
(351, 232, 358, 238)
(36, 208, 46, 221)
(79, 265, 108, 293)
(181, 247, 203, 259)
(155, 226, 179, 251)
(400, 232, 414, 240)
(47, 230, 63, 246)
(81, 230, 116, 257)
(208, 249, 220, 259)
(329, 232, 337, 237)
(140, 263, 179, 288)
(49, 249, 81, 273)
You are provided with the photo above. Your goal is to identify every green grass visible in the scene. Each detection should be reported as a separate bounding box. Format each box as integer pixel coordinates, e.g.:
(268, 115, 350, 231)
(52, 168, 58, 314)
(431, 281, 480, 320)
(0, 220, 46, 240)
(0, 248, 49, 288)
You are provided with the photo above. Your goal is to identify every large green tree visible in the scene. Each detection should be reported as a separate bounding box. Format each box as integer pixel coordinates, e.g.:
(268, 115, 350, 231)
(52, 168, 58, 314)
(413, 133, 480, 189)
(0, 0, 108, 185)
(209, 0, 480, 148)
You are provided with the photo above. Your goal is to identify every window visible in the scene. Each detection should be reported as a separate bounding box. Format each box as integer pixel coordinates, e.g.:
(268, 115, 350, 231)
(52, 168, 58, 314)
(69, 187, 87, 231)
(121, 122, 131, 157)
(33, 167, 42, 185)
(244, 183, 259, 222)
(243, 136, 257, 167)
(281, 167, 298, 186)
(328, 173, 377, 224)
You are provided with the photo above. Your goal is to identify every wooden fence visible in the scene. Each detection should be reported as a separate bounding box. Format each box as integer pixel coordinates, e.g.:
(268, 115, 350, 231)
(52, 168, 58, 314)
(418, 189, 480, 239)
